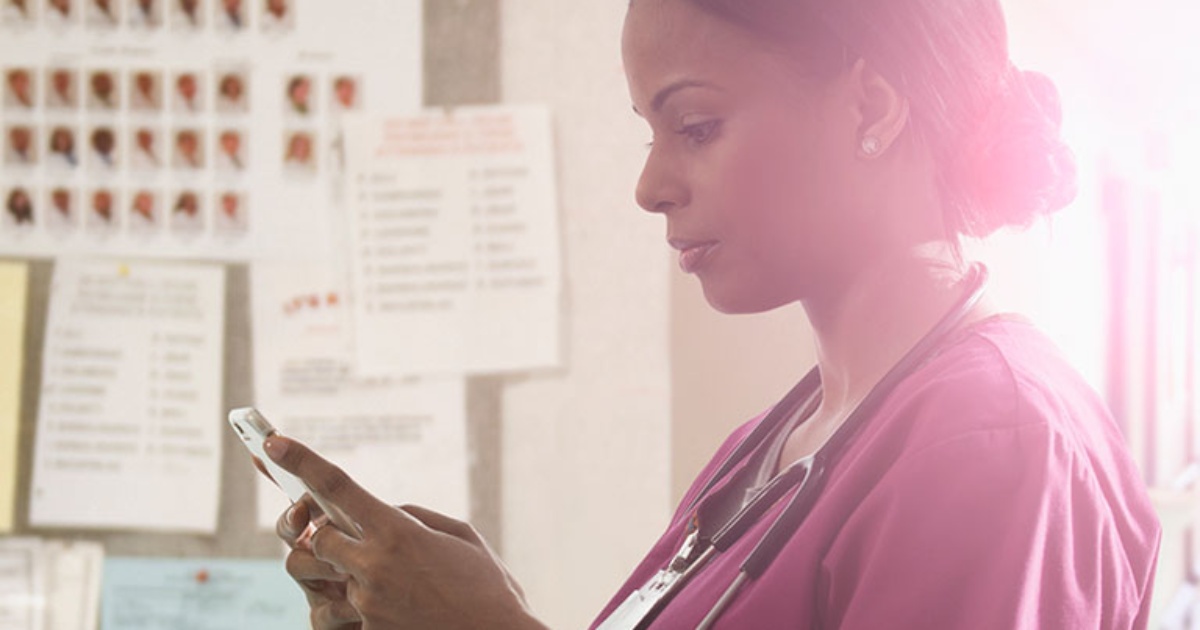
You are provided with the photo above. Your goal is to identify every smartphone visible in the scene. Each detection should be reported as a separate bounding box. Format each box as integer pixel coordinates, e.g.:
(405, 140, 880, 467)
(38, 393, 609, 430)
(228, 407, 360, 538)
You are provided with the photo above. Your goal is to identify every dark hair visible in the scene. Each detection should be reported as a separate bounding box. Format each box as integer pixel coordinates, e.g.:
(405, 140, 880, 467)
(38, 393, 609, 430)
(688, 0, 1077, 237)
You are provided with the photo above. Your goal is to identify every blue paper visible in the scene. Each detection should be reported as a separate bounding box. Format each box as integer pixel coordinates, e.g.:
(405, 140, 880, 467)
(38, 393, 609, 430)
(102, 558, 310, 630)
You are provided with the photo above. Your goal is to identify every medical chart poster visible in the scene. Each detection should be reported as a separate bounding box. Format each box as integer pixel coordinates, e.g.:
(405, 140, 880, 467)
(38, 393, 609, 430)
(29, 259, 225, 533)
(343, 105, 563, 376)
(249, 262, 470, 529)
(101, 558, 308, 630)
(0, 0, 422, 262)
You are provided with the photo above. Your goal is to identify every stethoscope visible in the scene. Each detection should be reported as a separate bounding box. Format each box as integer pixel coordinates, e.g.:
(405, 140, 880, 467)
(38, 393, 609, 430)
(595, 264, 990, 630)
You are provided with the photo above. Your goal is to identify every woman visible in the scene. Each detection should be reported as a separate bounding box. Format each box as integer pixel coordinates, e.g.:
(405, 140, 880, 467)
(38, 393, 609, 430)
(267, 0, 1160, 627)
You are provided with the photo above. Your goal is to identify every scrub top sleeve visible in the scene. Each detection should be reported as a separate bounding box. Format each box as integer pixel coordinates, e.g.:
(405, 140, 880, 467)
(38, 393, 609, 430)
(817, 423, 1122, 630)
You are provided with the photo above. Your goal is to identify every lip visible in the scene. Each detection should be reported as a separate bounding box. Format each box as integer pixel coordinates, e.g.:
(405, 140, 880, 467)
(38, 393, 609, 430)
(669, 238, 718, 274)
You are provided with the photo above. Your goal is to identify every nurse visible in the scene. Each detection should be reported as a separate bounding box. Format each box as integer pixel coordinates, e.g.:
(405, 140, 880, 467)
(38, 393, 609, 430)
(267, 0, 1161, 628)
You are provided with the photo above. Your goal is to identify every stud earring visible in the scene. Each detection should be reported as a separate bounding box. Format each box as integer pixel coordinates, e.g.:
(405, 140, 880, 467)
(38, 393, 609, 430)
(861, 135, 882, 156)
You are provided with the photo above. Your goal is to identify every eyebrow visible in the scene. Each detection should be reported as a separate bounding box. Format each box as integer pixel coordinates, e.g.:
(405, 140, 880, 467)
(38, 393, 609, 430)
(634, 79, 722, 115)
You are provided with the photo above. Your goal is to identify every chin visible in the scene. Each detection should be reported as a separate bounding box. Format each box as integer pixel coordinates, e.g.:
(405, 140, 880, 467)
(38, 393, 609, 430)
(700, 280, 788, 315)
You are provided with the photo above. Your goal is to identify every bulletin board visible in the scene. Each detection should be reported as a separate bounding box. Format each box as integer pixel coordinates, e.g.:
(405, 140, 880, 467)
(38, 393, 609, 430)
(3, 0, 506, 560)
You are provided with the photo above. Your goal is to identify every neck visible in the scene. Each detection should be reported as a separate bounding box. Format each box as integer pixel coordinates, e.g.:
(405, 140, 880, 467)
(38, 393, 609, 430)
(801, 243, 989, 415)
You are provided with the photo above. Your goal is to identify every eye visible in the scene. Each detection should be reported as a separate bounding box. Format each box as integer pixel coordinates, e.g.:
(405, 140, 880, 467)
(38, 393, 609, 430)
(679, 119, 721, 146)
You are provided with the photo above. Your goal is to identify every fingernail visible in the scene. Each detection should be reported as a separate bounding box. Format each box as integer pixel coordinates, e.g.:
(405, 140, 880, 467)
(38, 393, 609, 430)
(264, 437, 287, 460)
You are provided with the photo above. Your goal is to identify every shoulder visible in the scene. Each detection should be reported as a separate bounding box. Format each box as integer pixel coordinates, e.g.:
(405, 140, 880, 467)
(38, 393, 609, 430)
(878, 315, 1114, 452)
(815, 318, 1160, 626)
(837, 315, 1158, 544)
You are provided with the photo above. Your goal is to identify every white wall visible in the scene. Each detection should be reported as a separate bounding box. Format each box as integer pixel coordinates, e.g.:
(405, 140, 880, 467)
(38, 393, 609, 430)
(499, 3, 673, 628)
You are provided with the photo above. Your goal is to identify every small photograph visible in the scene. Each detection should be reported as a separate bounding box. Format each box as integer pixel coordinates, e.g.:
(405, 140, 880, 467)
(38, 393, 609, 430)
(284, 73, 313, 116)
(172, 71, 203, 113)
(170, 189, 203, 232)
(173, 0, 202, 28)
(128, 188, 160, 231)
(46, 125, 79, 169)
(46, 186, 76, 230)
(2, 0, 35, 23)
(88, 126, 118, 170)
(215, 190, 246, 232)
(5, 67, 35, 109)
(45, 0, 72, 25)
(331, 74, 359, 112)
(86, 0, 118, 26)
(4, 187, 34, 227)
(130, 70, 162, 111)
(87, 69, 118, 111)
(46, 67, 77, 108)
(130, 126, 161, 169)
(260, 0, 288, 32)
(282, 129, 315, 174)
(87, 187, 118, 230)
(215, 128, 245, 172)
(215, 0, 241, 29)
(215, 70, 248, 113)
(172, 127, 204, 169)
(128, 0, 159, 27)
(5, 125, 36, 165)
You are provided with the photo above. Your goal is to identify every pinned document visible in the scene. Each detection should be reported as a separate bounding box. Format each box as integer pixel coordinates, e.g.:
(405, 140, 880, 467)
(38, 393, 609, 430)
(250, 262, 469, 529)
(30, 259, 225, 533)
(101, 558, 308, 630)
(343, 105, 563, 375)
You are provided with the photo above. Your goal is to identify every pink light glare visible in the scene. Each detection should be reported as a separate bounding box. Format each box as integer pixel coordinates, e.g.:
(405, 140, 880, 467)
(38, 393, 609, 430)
(965, 0, 1200, 390)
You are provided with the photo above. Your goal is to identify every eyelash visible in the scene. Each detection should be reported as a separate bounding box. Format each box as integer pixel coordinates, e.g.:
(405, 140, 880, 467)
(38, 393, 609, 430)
(644, 119, 722, 150)
(679, 119, 721, 146)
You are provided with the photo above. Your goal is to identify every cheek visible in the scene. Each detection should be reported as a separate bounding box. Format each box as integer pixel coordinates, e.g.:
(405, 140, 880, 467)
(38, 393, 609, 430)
(718, 118, 837, 254)
(707, 110, 863, 306)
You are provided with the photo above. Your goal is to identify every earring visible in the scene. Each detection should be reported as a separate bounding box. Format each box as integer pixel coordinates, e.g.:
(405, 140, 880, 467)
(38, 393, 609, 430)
(861, 135, 882, 156)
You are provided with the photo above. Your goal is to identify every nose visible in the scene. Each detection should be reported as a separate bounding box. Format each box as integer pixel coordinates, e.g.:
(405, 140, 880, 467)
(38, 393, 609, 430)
(635, 145, 688, 214)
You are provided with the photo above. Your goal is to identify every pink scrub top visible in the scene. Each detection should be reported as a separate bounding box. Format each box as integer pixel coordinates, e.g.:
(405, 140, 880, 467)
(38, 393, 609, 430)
(591, 316, 1161, 629)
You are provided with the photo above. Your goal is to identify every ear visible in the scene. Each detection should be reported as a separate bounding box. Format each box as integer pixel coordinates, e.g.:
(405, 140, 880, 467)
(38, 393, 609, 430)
(846, 58, 910, 159)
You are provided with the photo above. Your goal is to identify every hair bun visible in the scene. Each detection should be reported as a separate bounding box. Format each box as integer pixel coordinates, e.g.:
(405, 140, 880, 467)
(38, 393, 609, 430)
(961, 68, 1078, 236)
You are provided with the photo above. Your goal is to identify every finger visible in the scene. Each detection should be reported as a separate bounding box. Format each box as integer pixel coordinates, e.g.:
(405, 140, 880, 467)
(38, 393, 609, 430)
(400, 504, 481, 544)
(276, 500, 313, 546)
(285, 549, 351, 614)
(309, 521, 360, 573)
(264, 435, 391, 528)
(295, 575, 347, 608)
(312, 597, 361, 629)
(286, 547, 348, 583)
(343, 578, 371, 624)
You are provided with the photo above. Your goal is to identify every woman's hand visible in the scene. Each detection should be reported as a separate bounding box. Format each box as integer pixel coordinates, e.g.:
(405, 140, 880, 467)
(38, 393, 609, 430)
(277, 499, 362, 629)
(268, 435, 549, 630)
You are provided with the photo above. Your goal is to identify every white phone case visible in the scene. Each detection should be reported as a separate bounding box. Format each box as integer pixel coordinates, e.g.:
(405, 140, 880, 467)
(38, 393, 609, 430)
(228, 407, 359, 536)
